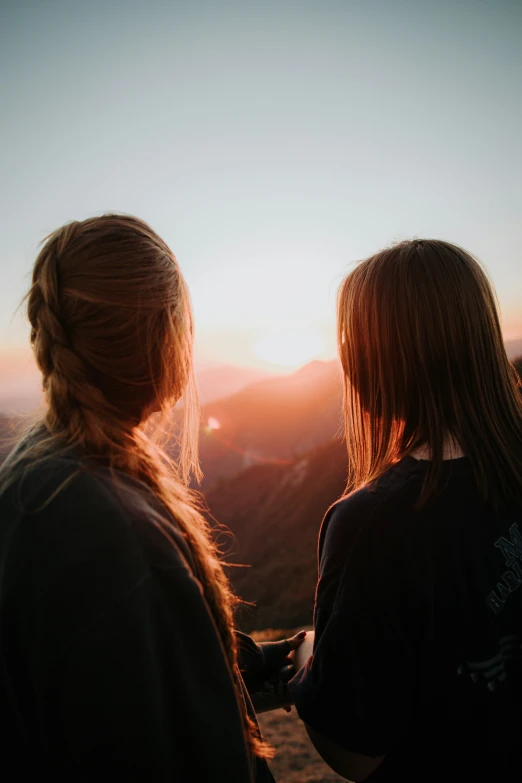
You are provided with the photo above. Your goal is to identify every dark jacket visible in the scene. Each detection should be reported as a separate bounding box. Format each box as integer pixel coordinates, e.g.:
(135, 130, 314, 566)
(0, 438, 277, 782)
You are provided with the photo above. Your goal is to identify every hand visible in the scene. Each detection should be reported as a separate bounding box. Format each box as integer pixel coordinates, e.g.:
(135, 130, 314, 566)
(280, 630, 307, 712)
(250, 630, 308, 714)
(285, 630, 307, 657)
(278, 630, 307, 679)
(292, 629, 315, 673)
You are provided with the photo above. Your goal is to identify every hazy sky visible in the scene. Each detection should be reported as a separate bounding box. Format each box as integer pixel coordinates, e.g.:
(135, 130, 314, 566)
(1, 0, 521, 380)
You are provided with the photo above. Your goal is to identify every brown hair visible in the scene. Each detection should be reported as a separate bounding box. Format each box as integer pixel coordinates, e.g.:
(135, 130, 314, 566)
(337, 238, 522, 509)
(8, 214, 270, 759)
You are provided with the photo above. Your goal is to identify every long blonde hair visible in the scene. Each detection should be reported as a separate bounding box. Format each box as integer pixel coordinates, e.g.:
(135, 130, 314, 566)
(6, 214, 270, 759)
(337, 238, 522, 509)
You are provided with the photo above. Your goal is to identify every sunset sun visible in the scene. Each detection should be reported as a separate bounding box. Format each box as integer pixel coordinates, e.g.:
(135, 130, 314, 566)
(252, 328, 325, 368)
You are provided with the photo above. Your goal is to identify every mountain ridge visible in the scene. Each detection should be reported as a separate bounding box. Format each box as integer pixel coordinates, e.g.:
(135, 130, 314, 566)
(205, 436, 348, 631)
(197, 359, 342, 490)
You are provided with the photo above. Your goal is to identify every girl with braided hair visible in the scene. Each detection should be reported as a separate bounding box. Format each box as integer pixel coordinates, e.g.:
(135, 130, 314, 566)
(0, 215, 304, 781)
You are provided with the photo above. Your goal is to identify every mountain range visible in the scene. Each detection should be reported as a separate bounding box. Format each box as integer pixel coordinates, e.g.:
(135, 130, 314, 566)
(197, 360, 342, 490)
(0, 360, 272, 416)
(204, 436, 347, 631)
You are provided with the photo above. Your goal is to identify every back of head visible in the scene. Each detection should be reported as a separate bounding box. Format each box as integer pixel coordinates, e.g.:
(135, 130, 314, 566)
(337, 238, 522, 508)
(26, 214, 197, 475)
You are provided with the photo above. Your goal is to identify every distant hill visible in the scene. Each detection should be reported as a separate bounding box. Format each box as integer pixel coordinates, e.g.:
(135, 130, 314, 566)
(506, 338, 522, 361)
(197, 360, 343, 491)
(196, 364, 271, 404)
(205, 437, 347, 631)
(0, 361, 270, 415)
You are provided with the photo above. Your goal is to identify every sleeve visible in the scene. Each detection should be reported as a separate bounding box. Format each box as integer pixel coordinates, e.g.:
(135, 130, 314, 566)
(289, 496, 423, 757)
(41, 565, 254, 783)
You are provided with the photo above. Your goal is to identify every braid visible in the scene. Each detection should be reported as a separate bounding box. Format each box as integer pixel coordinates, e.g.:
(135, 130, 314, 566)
(28, 224, 132, 448)
(28, 221, 78, 341)
(28, 221, 77, 381)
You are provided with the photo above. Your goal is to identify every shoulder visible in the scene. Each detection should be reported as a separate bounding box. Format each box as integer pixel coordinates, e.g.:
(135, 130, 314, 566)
(3, 451, 134, 535)
(1, 449, 191, 592)
(319, 459, 422, 567)
(0, 450, 205, 662)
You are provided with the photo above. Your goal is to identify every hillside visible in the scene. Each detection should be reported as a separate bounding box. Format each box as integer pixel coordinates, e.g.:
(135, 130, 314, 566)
(195, 364, 271, 404)
(259, 708, 345, 783)
(0, 360, 270, 415)
(198, 360, 343, 490)
(205, 436, 347, 631)
(506, 338, 522, 361)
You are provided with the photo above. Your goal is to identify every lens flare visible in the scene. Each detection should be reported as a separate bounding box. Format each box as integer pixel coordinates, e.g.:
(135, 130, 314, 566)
(203, 416, 221, 434)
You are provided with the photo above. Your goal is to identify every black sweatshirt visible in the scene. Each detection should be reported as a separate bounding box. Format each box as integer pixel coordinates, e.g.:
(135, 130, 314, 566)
(290, 456, 522, 782)
(0, 441, 277, 782)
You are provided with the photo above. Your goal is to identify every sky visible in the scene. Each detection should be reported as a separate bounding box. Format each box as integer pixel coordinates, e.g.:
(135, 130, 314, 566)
(1, 0, 521, 404)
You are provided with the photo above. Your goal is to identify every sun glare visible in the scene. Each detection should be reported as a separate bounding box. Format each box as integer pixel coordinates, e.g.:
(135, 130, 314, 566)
(203, 417, 221, 434)
(252, 329, 325, 368)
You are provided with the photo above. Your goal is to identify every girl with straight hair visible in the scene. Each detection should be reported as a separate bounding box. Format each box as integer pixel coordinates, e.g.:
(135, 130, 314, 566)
(290, 239, 522, 781)
(0, 215, 303, 781)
